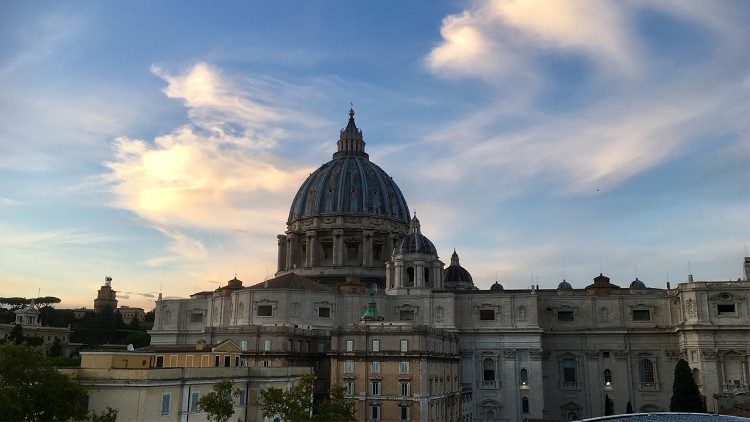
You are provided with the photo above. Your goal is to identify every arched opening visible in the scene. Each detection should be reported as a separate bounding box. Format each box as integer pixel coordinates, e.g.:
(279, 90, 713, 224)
(604, 368, 612, 384)
(483, 358, 495, 386)
(522, 397, 530, 413)
(424, 267, 431, 286)
(406, 267, 415, 287)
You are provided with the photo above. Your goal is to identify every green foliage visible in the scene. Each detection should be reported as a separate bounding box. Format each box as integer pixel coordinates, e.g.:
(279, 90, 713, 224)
(198, 379, 240, 422)
(0, 297, 30, 309)
(670, 359, 705, 412)
(48, 355, 81, 367)
(33, 296, 61, 307)
(88, 406, 118, 422)
(260, 373, 354, 422)
(604, 394, 614, 416)
(49, 337, 63, 357)
(124, 331, 150, 348)
(39, 306, 76, 327)
(144, 310, 155, 323)
(6, 324, 23, 344)
(0, 341, 87, 421)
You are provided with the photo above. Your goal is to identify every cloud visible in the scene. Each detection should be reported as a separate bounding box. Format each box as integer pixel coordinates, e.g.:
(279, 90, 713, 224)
(104, 62, 323, 266)
(427, 0, 639, 80)
(417, 0, 750, 195)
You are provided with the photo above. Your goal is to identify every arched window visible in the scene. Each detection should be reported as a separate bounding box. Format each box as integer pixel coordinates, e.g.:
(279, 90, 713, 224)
(519, 368, 528, 383)
(639, 359, 655, 384)
(483, 358, 495, 383)
(604, 369, 612, 384)
(424, 267, 431, 286)
(406, 267, 415, 287)
(522, 397, 530, 413)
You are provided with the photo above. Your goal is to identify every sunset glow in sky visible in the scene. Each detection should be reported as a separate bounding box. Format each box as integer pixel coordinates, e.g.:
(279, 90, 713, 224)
(1, 1, 748, 309)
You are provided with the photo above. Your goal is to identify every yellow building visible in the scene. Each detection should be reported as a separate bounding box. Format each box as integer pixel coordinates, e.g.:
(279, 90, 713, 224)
(61, 340, 307, 421)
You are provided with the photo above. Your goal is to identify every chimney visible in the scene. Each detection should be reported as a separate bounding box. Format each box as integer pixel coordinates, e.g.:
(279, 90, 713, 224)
(744, 257, 750, 282)
(688, 274, 694, 283)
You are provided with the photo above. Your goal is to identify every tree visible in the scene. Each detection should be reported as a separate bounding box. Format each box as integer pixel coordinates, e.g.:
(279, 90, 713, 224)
(670, 359, 705, 412)
(49, 337, 63, 357)
(6, 324, 23, 344)
(260, 373, 354, 422)
(198, 379, 240, 422)
(89, 406, 118, 422)
(0, 341, 87, 421)
(604, 394, 614, 416)
(626, 401, 633, 414)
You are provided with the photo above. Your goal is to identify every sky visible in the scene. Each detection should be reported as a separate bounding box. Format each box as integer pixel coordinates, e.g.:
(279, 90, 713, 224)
(0, 1, 748, 310)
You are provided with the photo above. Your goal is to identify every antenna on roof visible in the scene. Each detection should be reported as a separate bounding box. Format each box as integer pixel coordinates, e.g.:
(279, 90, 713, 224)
(599, 258, 603, 274)
(634, 263, 638, 279)
(234, 265, 237, 279)
(688, 261, 692, 276)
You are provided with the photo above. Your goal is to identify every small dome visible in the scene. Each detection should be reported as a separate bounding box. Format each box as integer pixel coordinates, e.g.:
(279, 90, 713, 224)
(395, 215, 437, 255)
(490, 281, 504, 291)
(445, 249, 474, 285)
(630, 278, 646, 289)
(558, 279, 573, 290)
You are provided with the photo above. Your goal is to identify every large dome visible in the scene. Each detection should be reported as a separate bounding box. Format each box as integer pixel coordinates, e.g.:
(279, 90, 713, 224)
(288, 109, 410, 223)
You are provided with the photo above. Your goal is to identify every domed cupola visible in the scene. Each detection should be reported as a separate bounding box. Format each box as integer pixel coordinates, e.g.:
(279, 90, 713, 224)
(558, 279, 573, 290)
(277, 109, 412, 287)
(630, 277, 646, 289)
(490, 281, 504, 291)
(394, 215, 438, 256)
(386, 214, 444, 296)
(444, 249, 476, 291)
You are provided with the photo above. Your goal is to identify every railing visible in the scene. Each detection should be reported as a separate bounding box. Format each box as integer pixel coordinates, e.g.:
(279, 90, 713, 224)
(481, 380, 497, 388)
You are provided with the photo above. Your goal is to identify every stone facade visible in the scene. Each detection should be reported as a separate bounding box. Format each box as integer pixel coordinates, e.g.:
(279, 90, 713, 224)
(147, 112, 750, 420)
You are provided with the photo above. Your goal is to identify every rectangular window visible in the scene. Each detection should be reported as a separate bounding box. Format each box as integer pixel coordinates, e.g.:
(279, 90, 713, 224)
(602, 351, 610, 359)
(239, 389, 246, 406)
(370, 381, 381, 395)
(257, 305, 273, 317)
(400, 405, 410, 421)
(372, 340, 380, 352)
(399, 361, 410, 374)
(262, 360, 270, 367)
(371, 361, 381, 373)
(370, 405, 380, 420)
(186, 355, 194, 367)
(632, 310, 651, 321)
(718, 304, 736, 315)
(345, 381, 355, 395)
(373, 244, 383, 261)
(522, 397, 530, 413)
(224, 355, 230, 367)
(200, 355, 209, 367)
(479, 309, 495, 321)
(346, 340, 353, 352)
(400, 381, 410, 396)
(190, 392, 200, 412)
(562, 357, 577, 383)
(347, 243, 358, 260)
(317, 342, 326, 353)
(399, 310, 414, 321)
(264, 340, 271, 351)
(400, 340, 408, 352)
(214, 355, 220, 367)
(190, 313, 203, 323)
(169, 355, 178, 367)
(161, 394, 171, 415)
(322, 243, 333, 260)
(344, 360, 354, 373)
(318, 307, 331, 318)
(557, 311, 574, 323)
(81, 395, 89, 412)
(155, 355, 164, 368)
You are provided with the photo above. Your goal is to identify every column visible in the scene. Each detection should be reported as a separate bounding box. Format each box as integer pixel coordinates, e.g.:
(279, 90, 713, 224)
(306, 230, 317, 268)
(277, 235, 287, 271)
(415, 262, 424, 287)
(333, 229, 344, 266)
(362, 230, 373, 267)
(395, 262, 404, 288)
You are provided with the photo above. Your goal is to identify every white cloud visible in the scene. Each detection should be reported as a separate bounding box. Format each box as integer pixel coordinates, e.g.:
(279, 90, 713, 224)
(427, 0, 639, 81)
(104, 62, 323, 268)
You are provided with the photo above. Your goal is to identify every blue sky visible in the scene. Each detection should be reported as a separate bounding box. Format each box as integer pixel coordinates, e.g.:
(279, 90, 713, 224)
(1, 1, 748, 309)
